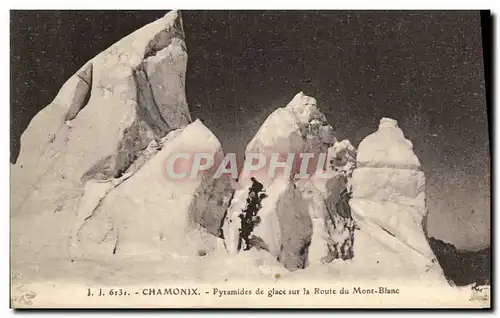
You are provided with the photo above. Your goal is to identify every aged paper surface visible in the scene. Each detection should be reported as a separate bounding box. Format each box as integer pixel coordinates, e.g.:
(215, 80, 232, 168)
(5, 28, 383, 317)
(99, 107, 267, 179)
(11, 282, 490, 308)
(10, 10, 491, 309)
(10, 283, 491, 308)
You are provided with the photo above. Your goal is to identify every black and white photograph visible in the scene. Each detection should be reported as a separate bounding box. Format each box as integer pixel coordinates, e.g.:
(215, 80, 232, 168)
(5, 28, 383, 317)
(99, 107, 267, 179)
(9, 9, 491, 308)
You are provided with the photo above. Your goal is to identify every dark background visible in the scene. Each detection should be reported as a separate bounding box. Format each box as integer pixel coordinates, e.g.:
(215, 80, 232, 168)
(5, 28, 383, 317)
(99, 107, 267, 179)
(10, 10, 490, 250)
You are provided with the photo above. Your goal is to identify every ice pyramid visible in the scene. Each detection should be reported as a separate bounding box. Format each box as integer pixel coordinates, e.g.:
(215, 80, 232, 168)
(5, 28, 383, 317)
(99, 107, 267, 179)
(348, 118, 447, 283)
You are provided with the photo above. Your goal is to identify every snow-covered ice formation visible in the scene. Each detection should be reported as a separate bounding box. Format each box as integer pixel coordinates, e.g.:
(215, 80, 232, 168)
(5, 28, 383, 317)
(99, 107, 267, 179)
(244, 91, 335, 176)
(10, 11, 228, 271)
(70, 119, 231, 260)
(298, 139, 357, 266)
(11, 10, 451, 295)
(348, 117, 446, 283)
(299, 171, 355, 265)
(329, 139, 357, 178)
(223, 92, 341, 271)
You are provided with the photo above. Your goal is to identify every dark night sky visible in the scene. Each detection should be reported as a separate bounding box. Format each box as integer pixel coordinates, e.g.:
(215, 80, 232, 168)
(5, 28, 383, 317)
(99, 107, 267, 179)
(10, 10, 490, 250)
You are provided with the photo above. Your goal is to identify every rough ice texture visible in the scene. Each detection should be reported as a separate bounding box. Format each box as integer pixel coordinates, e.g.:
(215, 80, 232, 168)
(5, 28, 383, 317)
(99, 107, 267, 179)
(189, 174, 235, 238)
(299, 169, 356, 266)
(274, 181, 312, 270)
(322, 176, 356, 262)
(349, 118, 446, 283)
(245, 92, 336, 159)
(10, 14, 454, 288)
(224, 93, 338, 270)
(224, 179, 283, 257)
(299, 180, 330, 264)
(328, 139, 357, 178)
(10, 11, 195, 267)
(224, 178, 312, 271)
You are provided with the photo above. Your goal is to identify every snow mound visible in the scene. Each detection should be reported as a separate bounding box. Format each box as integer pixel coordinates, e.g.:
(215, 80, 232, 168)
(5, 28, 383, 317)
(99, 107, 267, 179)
(356, 117, 420, 170)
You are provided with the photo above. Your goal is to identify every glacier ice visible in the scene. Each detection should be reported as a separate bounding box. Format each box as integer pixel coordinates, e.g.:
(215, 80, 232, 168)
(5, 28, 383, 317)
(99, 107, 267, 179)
(10, 10, 450, 289)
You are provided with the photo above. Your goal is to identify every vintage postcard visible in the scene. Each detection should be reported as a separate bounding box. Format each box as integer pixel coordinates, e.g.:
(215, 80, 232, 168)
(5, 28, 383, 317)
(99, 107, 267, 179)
(10, 10, 491, 308)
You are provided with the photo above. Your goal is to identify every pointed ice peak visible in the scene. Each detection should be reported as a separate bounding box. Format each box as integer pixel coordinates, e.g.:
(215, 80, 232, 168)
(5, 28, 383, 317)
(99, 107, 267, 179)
(164, 9, 179, 21)
(179, 119, 222, 153)
(161, 10, 184, 35)
(286, 91, 317, 108)
(285, 92, 326, 125)
(245, 92, 333, 157)
(187, 118, 208, 131)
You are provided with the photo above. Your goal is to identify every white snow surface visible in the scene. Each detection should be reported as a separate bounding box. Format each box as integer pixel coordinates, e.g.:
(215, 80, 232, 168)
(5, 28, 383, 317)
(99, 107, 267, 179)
(10, 10, 196, 281)
(224, 93, 338, 270)
(356, 117, 421, 169)
(10, 10, 457, 301)
(349, 118, 447, 284)
(11, 10, 190, 215)
(71, 119, 226, 260)
(245, 91, 335, 156)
